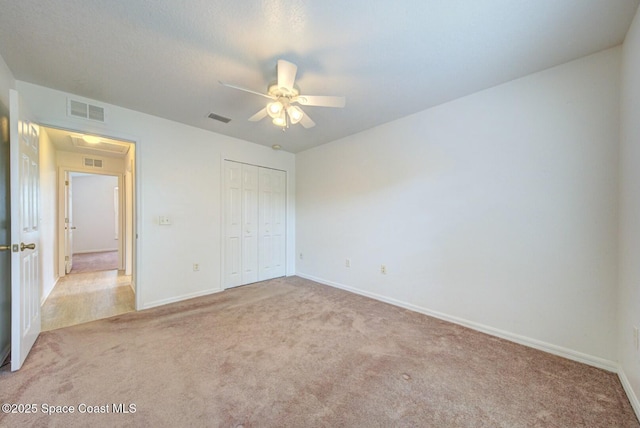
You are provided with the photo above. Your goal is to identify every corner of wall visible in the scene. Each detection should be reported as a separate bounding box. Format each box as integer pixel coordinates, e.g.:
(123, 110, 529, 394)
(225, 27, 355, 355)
(0, 52, 15, 109)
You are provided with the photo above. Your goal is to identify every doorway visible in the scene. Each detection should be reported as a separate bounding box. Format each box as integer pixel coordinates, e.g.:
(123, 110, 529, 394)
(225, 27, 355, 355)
(64, 172, 120, 274)
(39, 126, 136, 331)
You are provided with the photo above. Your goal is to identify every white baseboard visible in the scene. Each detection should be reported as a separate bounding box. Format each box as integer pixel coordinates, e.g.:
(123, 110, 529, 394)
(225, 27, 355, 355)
(141, 287, 223, 310)
(41, 276, 59, 306)
(618, 368, 640, 420)
(296, 272, 618, 372)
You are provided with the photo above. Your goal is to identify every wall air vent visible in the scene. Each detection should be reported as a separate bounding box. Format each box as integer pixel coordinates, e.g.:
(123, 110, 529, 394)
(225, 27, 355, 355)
(83, 157, 104, 168)
(67, 98, 106, 123)
(208, 113, 231, 123)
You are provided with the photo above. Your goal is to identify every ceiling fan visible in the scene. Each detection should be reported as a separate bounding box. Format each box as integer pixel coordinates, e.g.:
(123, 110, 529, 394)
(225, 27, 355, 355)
(219, 59, 346, 129)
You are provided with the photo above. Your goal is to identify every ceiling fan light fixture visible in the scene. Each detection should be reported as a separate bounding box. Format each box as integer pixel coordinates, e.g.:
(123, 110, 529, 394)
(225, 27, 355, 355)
(221, 59, 345, 131)
(272, 111, 287, 127)
(267, 101, 283, 118)
(287, 106, 304, 124)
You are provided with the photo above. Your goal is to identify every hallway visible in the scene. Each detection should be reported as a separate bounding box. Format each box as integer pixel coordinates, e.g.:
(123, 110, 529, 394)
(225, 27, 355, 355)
(41, 270, 134, 331)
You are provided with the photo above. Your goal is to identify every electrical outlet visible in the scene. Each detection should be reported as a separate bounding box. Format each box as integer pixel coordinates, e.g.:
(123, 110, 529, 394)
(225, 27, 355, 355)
(345, 259, 351, 268)
(381, 265, 387, 275)
(193, 263, 199, 271)
(299, 253, 303, 260)
(634, 326, 639, 351)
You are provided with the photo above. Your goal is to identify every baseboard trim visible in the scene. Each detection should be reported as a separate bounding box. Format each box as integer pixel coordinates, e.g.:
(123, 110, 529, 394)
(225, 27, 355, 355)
(141, 287, 223, 310)
(618, 368, 640, 420)
(41, 276, 59, 306)
(296, 273, 618, 373)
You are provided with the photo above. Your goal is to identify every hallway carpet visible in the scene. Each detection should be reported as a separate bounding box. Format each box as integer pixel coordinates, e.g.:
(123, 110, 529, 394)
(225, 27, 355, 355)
(1, 276, 637, 427)
(70, 251, 119, 273)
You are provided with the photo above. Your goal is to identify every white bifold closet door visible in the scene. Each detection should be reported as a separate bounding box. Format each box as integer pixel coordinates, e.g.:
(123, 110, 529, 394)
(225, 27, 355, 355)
(224, 161, 286, 289)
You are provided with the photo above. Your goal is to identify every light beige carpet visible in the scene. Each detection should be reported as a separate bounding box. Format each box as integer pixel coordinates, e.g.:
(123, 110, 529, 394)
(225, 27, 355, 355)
(70, 251, 118, 273)
(1, 276, 637, 427)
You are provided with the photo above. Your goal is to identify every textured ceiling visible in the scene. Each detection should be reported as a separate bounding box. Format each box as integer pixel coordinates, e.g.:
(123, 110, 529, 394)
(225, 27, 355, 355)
(0, 0, 638, 153)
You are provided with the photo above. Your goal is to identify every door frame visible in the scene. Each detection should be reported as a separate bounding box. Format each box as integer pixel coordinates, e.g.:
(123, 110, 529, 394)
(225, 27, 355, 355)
(38, 123, 139, 312)
(57, 167, 125, 277)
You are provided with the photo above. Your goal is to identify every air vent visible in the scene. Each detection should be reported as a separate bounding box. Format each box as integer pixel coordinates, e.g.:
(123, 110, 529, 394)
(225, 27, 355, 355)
(83, 157, 104, 168)
(208, 113, 231, 123)
(68, 98, 106, 123)
(88, 104, 105, 122)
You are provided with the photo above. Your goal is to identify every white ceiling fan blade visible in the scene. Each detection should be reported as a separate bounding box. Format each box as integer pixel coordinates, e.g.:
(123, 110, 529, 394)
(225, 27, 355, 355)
(219, 81, 274, 100)
(299, 111, 316, 128)
(295, 95, 346, 108)
(277, 60, 297, 93)
(248, 108, 267, 122)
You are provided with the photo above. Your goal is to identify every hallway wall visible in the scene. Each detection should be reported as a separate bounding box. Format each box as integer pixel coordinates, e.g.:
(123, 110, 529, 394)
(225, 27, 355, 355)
(71, 174, 119, 254)
(39, 128, 58, 302)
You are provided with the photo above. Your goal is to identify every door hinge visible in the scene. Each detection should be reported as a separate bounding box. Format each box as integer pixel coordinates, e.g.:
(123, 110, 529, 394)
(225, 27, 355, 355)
(65, 256, 69, 261)
(65, 180, 69, 185)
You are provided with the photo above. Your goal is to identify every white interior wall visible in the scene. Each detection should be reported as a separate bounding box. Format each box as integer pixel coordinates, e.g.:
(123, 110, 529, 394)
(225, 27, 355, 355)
(296, 47, 621, 368)
(16, 81, 296, 309)
(39, 128, 58, 302)
(71, 174, 119, 254)
(618, 5, 640, 415)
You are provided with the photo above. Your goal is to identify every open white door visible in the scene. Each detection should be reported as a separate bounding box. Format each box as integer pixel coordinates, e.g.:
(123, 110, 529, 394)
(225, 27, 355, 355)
(10, 89, 41, 371)
(64, 171, 73, 273)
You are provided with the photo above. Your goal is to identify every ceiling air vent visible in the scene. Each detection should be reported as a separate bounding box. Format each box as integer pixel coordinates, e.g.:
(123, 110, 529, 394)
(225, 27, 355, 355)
(208, 113, 231, 123)
(68, 98, 106, 123)
(83, 157, 104, 168)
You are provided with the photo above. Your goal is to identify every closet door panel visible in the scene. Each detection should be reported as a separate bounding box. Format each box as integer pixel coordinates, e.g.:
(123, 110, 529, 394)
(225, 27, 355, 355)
(271, 169, 286, 278)
(223, 162, 242, 288)
(241, 164, 259, 284)
(259, 168, 286, 281)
